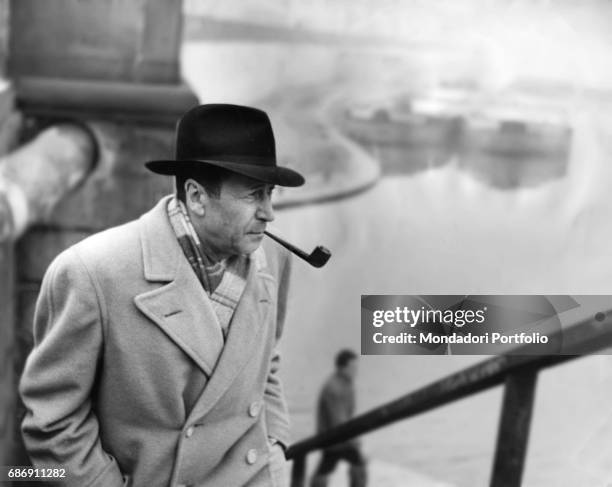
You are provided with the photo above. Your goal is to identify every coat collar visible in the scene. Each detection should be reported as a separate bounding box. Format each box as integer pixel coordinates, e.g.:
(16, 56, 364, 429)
(133, 196, 274, 411)
(138, 195, 182, 282)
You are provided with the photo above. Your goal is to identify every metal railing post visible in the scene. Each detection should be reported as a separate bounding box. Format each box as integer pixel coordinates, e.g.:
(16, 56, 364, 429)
(290, 454, 307, 487)
(489, 370, 538, 487)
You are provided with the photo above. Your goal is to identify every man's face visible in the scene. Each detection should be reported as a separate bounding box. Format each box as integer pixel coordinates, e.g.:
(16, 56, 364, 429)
(342, 359, 358, 381)
(189, 173, 275, 260)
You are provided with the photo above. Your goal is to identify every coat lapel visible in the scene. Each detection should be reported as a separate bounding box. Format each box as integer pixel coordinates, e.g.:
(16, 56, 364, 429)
(186, 248, 274, 424)
(134, 259, 225, 377)
(133, 197, 225, 377)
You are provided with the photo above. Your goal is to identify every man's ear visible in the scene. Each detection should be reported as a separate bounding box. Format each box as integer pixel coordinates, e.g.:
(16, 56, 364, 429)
(185, 179, 207, 216)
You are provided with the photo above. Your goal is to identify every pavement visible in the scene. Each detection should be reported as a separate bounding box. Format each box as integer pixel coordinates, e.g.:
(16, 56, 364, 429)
(322, 459, 455, 487)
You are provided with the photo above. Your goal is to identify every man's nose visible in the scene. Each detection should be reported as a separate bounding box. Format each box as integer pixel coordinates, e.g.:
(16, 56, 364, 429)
(256, 194, 275, 222)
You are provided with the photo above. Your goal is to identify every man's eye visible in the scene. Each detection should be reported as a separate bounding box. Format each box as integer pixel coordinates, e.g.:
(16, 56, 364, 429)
(249, 187, 273, 198)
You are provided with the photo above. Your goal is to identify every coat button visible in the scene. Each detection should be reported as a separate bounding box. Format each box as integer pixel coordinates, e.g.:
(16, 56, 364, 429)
(248, 401, 261, 418)
(246, 448, 258, 465)
(185, 426, 195, 438)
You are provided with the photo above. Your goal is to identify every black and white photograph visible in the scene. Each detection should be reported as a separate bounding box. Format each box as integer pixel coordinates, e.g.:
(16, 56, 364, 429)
(1, 0, 612, 486)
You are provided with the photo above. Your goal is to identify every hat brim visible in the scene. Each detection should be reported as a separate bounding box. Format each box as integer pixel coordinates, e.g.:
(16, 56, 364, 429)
(145, 159, 305, 187)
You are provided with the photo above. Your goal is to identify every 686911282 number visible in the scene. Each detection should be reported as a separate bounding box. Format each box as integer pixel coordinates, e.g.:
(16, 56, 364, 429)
(1, 466, 67, 481)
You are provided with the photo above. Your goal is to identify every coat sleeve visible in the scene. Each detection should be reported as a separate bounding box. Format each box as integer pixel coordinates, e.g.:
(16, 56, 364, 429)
(263, 252, 292, 449)
(19, 248, 125, 487)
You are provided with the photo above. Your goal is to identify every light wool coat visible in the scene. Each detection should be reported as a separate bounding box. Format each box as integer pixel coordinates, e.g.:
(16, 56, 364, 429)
(19, 196, 292, 487)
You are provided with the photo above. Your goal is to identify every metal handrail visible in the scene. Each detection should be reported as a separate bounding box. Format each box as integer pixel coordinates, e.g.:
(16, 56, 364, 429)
(286, 310, 612, 487)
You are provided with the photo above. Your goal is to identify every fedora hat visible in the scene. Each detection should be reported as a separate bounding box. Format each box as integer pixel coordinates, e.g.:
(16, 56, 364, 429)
(146, 104, 305, 187)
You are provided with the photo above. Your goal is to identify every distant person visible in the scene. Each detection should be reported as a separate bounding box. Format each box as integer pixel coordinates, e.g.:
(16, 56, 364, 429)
(310, 349, 367, 487)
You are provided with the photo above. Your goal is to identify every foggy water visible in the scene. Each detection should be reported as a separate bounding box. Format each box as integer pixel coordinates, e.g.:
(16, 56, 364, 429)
(182, 38, 612, 485)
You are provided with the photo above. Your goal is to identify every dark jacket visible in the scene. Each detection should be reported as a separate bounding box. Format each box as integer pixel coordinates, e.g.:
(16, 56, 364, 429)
(316, 371, 358, 449)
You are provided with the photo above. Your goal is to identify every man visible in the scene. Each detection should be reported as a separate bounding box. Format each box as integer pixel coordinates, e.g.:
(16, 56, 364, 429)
(310, 350, 367, 487)
(19, 104, 305, 486)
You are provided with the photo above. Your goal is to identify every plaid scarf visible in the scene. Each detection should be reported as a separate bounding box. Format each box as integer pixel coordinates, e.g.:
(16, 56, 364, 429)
(167, 197, 250, 338)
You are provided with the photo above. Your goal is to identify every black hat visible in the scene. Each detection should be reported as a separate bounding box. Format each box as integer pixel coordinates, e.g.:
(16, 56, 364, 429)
(146, 104, 305, 187)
